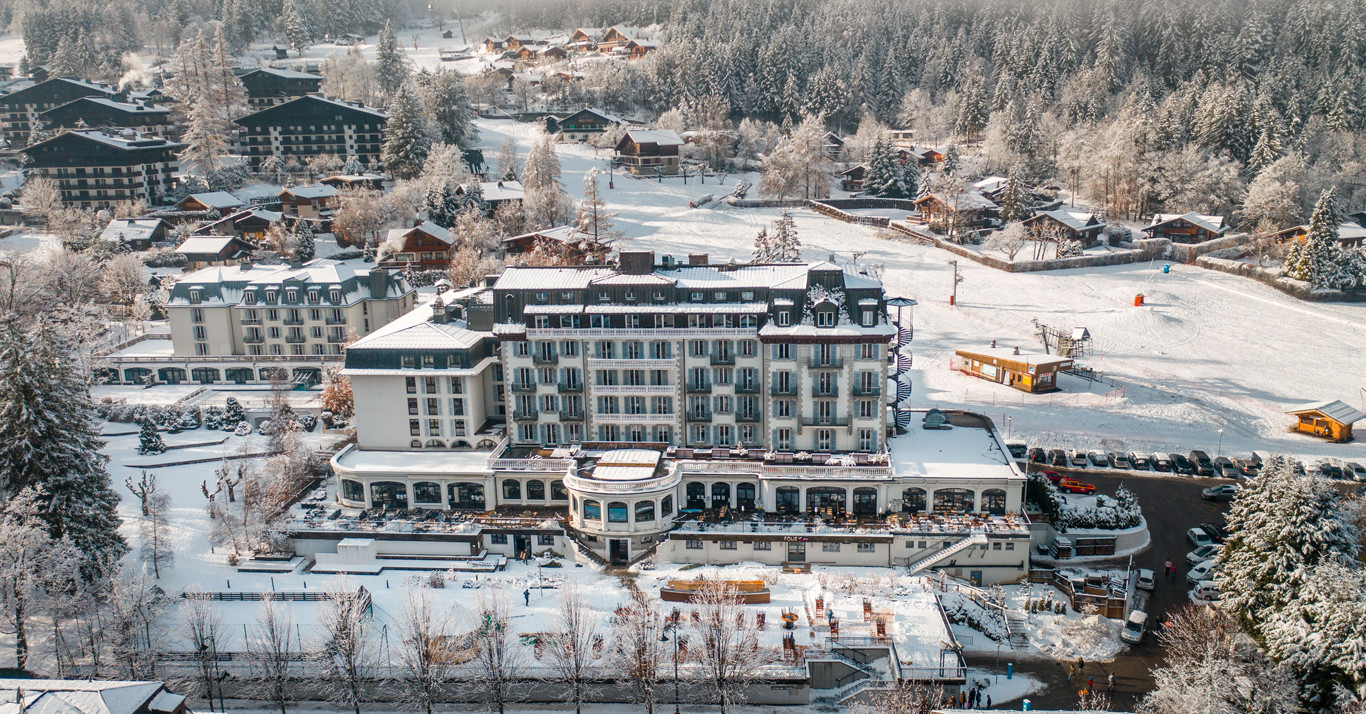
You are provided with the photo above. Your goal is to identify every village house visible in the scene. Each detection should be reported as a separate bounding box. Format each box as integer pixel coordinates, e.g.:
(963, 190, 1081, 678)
(481, 37, 506, 53)
(278, 183, 339, 230)
(234, 95, 387, 171)
(615, 38, 659, 60)
(0, 76, 118, 147)
(176, 191, 244, 214)
(455, 179, 525, 214)
(822, 131, 845, 157)
(913, 189, 999, 235)
(546, 107, 625, 142)
(198, 208, 284, 243)
(321, 173, 386, 191)
(236, 67, 324, 109)
(174, 234, 258, 268)
(20, 129, 180, 208)
(598, 26, 652, 53)
(37, 97, 173, 139)
(614, 129, 684, 175)
(838, 164, 867, 192)
(1141, 212, 1228, 243)
(953, 344, 1072, 393)
(503, 34, 541, 50)
(380, 220, 454, 270)
(567, 28, 602, 51)
(973, 176, 1009, 201)
(1022, 209, 1107, 247)
(1286, 400, 1364, 443)
(888, 128, 915, 147)
(1268, 221, 1366, 249)
(501, 225, 610, 263)
(97, 217, 169, 251)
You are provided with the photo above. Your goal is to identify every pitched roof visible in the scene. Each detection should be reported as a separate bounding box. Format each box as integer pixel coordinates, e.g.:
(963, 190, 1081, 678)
(234, 95, 388, 125)
(239, 67, 322, 81)
(1286, 400, 1366, 425)
(0, 679, 173, 714)
(1147, 212, 1227, 234)
(0, 76, 116, 103)
(915, 189, 998, 212)
(955, 345, 1073, 368)
(973, 176, 1008, 194)
(621, 129, 683, 147)
(280, 184, 339, 200)
(386, 221, 452, 246)
(347, 293, 490, 352)
(606, 26, 652, 41)
(504, 225, 579, 244)
(98, 217, 165, 244)
(182, 191, 243, 210)
(558, 107, 625, 125)
(175, 235, 253, 257)
(468, 180, 525, 202)
(1024, 209, 1103, 232)
(42, 96, 171, 117)
(22, 129, 180, 153)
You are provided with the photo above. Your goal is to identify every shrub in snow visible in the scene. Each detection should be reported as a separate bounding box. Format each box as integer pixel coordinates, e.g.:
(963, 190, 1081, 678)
(297, 414, 317, 431)
(137, 418, 165, 455)
(1058, 486, 1142, 530)
(233, 422, 252, 436)
(257, 419, 276, 436)
(203, 406, 223, 430)
(427, 571, 446, 588)
(1057, 239, 1084, 257)
(320, 410, 334, 427)
(223, 397, 245, 428)
(941, 593, 1008, 643)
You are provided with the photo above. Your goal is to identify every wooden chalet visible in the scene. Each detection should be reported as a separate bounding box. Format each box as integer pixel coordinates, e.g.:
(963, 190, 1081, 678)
(504, 34, 540, 50)
(1022, 209, 1106, 247)
(455, 180, 525, 214)
(1141, 212, 1228, 244)
(838, 164, 867, 192)
(502, 225, 609, 262)
(547, 107, 625, 142)
(175, 234, 257, 268)
(567, 28, 602, 51)
(279, 184, 339, 229)
(908, 146, 945, 167)
(236, 67, 323, 109)
(954, 344, 1072, 393)
(822, 131, 845, 157)
(598, 26, 651, 53)
(321, 173, 386, 191)
(1268, 221, 1366, 249)
(614, 129, 683, 175)
(1286, 400, 1364, 442)
(97, 217, 169, 250)
(973, 176, 1009, 202)
(482, 37, 506, 53)
(538, 46, 570, 61)
(380, 220, 453, 270)
(198, 208, 283, 242)
(616, 38, 658, 60)
(888, 128, 915, 147)
(913, 190, 999, 233)
(38, 97, 173, 138)
(177, 191, 244, 213)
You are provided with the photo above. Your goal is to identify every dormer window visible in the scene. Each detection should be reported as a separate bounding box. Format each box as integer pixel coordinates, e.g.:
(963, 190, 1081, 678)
(244, 292, 256, 305)
(625, 290, 635, 301)
(691, 292, 703, 302)
(286, 290, 298, 303)
(401, 355, 416, 368)
(329, 289, 340, 302)
(653, 291, 666, 302)
(189, 290, 200, 303)
(777, 311, 791, 326)
(862, 310, 874, 327)
(599, 291, 610, 302)
(561, 292, 574, 300)
(266, 291, 278, 304)
(817, 311, 836, 327)
(714, 292, 726, 301)
(741, 291, 754, 301)
(307, 291, 319, 303)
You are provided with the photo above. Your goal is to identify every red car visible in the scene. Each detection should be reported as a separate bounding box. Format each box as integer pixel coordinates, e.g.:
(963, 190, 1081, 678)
(1059, 478, 1096, 494)
(1041, 470, 1063, 484)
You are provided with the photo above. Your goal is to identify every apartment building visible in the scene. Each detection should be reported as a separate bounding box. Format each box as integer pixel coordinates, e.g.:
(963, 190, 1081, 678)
(100, 260, 414, 387)
(20, 130, 180, 208)
(493, 251, 894, 452)
(234, 95, 387, 170)
(0, 77, 117, 147)
(38, 97, 173, 139)
(237, 67, 323, 109)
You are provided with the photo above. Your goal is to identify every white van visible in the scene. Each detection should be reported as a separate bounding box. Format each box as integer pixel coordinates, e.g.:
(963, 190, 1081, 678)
(1121, 610, 1148, 644)
(1193, 580, 1221, 602)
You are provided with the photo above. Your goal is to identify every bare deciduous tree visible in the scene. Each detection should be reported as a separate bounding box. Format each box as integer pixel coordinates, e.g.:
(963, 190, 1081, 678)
(106, 566, 171, 680)
(317, 582, 374, 714)
(690, 581, 765, 714)
(183, 595, 230, 712)
(245, 594, 299, 714)
(100, 253, 149, 308)
(849, 679, 946, 714)
(0, 488, 82, 671)
(611, 589, 666, 714)
(395, 587, 459, 714)
(140, 486, 173, 578)
(470, 592, 527, 714)
(545, 581, 603, 714)
(984, 222, 1029, 261)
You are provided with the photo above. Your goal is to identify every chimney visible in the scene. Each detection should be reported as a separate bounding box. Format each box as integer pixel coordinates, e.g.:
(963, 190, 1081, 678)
(240, 259, 253, 271)
(688, 253, 708, 266)
(368, 267, 387, 298)
(619, 250, 654, 275)
(413, 218, 422, 228)
(431, 296, 448, 324)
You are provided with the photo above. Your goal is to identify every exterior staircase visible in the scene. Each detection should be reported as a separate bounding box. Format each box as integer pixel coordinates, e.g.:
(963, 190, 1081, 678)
(905, 533, 989, 575)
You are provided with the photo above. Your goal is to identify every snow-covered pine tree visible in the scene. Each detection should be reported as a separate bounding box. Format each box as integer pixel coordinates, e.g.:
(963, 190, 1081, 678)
(940, 144, 960, 176)
(770, 211, 801, 262)
(223, 396, 245, 428)
(1285, 186, 1343, 288)
(1247, 121, 1282, 177)
(374, 21, 410, 98)
(49, 34, 85, 78)
(343, 156, 365, 175)
(997, 168, 1029, 222)
(860, 138, 896, 197)
(0, 320, 127, 579)
(282, 0, 312, 55)
(575, 167, 619, 249)
(209, 26, 249, 121)
(496, 139, 518, 182)
(381, 85, 431, 180)
(418, 70, 477, 147)
(751, 227, 772, 263)
(294, 220, 315, 262)
(901, 157, 922, 200)
(424, 183, 463, 228)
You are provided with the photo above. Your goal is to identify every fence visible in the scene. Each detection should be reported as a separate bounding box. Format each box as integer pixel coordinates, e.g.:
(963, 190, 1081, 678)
(807, 200, 891, 228)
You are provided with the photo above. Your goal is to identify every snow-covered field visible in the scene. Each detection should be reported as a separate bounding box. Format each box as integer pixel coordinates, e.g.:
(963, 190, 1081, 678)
(470, 118, 1366, 465)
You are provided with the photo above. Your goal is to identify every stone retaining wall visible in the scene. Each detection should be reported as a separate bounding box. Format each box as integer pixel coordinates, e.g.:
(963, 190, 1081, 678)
(1195, 254, 1366, 302)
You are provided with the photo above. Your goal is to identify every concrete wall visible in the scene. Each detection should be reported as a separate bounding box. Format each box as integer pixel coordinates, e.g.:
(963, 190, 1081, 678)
(885, 221, 1172, 273)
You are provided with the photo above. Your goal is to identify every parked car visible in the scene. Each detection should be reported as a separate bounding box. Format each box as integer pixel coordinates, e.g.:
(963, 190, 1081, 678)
(1187, 527, 1214, 547)
(1088, 450, 1111, 467)
(1110, 452, 1131, 469)
(1041, 470, 1064, 484)
(1192, 580, 1221, 602)
(1007, 442, 1029, 460)
(1318, 461, 1345, 480)
(1214, 456, 1236, 477)
(1189, 450, 1215, 476)
(1136, 568, 1155, 591)
(1048, 449, 1068, 467)
(1233, 458, 1260, 478)
(1151, 453, 1173, 472)
(1070, 449, 1089, 467)
(1027, 447, 1047, 464)
(1186, 545, 1221, 565)
(1347, 462, 1366, 482)
(1200, 522, 1229, 543)
(1059, 478, 1097, 494)
(1121, 610, 1148, 644)
(1170, 453, 1196, 475)
(1201, 484, 1240, 501)
(1187, 559, 1221, 584)
(1128, 452, 1151, 470)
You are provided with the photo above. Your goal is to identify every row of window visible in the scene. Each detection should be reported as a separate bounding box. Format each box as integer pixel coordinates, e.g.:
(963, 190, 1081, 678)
(405, 376, 466, 394)
(684, 540, 1018, 552)
(577, 496, 674, 524)
(341, 478, 568, 508)
(243, 343, 342, 356)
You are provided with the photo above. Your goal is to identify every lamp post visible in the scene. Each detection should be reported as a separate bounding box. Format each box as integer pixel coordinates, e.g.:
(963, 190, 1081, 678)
(662, 621, 681, 714)
(1217, 428, 1224, 459)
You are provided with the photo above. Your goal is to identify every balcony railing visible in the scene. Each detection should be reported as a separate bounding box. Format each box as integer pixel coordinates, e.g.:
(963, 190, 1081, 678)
(532, 352, 559, 365)
(687, 409, 712, 421)
(510, 382, 537, 393)
(243, 335, 264, 344)
(852, 384, 882, 397)
(557, 381, 583, 392)
(809, 357, 844, 369)
(327, 334, 348, 343)
(685, 382, 712, 394)
(735, 382, 759, 394)
(811, 384, 839, 398)
(285, 335, 306, 344)
(512, 409, 539, 421)
(735, 412, 761, 423)
(325, 316, 347, 325)
(709, 352, 736, 366)
(770, 383, 797, 396)
(558, 410, 585, 421)
(240, 317, 262, 325)
(801, 416, 850, 427)
(283, 318, 305, 326)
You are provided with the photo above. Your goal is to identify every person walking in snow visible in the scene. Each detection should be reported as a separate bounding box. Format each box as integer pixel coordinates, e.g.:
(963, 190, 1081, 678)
(1088, 676, 1094, 691)
(1108, 672, 1115, 692)
(1067, 663, 1075, 681)
(1164, 559, 1174, 578)
(523, 588, 530, 606)
(1077, 656, 1085, 673)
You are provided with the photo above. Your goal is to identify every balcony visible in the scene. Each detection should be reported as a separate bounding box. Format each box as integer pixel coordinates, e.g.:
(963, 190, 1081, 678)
(709, 352, 736, 366)
(532, 352, 559, 365)
(325, 316, 347, 325)
(685, 381, 712, 394)
(558, 410, 585, 421)
(285, 335, 306, 344)
(327, 334, 348, 343)
(283, 317, 305, 326)
(735, 412, 761, 423)
(510, 382, 537, 393)
(512, 409, 539, 422)
(686, 409, 712, 421)
(770, 383, 797, 396)
(801, 416, 850, 427)
(240, 317, 262, 325)
(243, 334, 264, 344)
(557, 381, 584, 392)
(811, 384, 840, 398)
(735, 382, 760, 394)
(809, 357, 844, 369)
(852, 383, 882, 397)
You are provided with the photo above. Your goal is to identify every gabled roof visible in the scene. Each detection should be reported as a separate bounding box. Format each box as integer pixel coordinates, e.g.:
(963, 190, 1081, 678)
(605, 26, 652, 41)
(98, 217, 165, 244)
(21, 129, 180, 154)
(558, 107, 625, 125)
(40, 96, 171, 118)
(1147, 212, 1227, 234)
(181, 191, 243, 210)
(915, 190, 998, 212)
(200, 208, 283, 232)
(504, 225, 579, 244)
(973, 176, 1008, 194)
(1286, 400, 1366, 425)
(234, 95, 388, 126)
(839, 163, 868, 177)
(238, 67, 322, 81)
(620, 129, 683, 147)
(1270, 221, 1366, 243)
(1024, 209, 1103, 232)
(280, 184, 339, 200)
(954, 345, 1073, 368)
(462, 180, 524, 202)
(0, 678, 173, 714)
(0, 76, 116, 104)
(175, 235, 255, 257)
(386, 221, 452, 246)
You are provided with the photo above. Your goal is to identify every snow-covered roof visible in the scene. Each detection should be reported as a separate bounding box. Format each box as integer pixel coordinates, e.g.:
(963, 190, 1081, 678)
(175, 235, 245, 256)
(1025, 209, 1103, 232)
(606, 25, 652, 41)
(0, 679, 170, 714)
(98, 217, 164, 244)
(1273, 221, 1366, 242)
(916, 190, 998, 212)
(558, 107, 626, 125)
(1286, 400, 1366, 424)
(954, 345, 1072, 368)
(504, 225, 579, 244)
(330, 442, 493, 476)
(887, 409, 1023, 482)
(280, 184, 339, 200)
(1148, 212, 1226, 234)
(183, 191, 243, 210)
(622, 129, 684, 147)
(973, 176, 1008, 193)
(480, 180, 525, 201)
(27, 129, 179, 152)
(241, 66, 321, 80)
(386, 221, 452, 246)
(60, 96, 170, 115)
